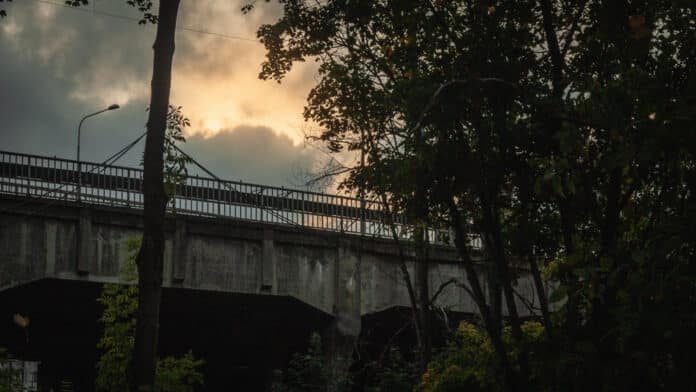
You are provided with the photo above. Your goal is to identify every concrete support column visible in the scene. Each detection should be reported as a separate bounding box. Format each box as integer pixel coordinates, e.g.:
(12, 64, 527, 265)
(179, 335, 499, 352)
(172, 218, 187, 283)
(326, 238, 361, 391)
(45, 222, 57, 276)
(76, 208, 92, 274)
(261, 228, 275, 293)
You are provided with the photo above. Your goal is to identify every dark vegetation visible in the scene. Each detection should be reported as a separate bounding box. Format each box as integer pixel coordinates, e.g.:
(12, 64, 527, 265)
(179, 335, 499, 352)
(247, 0, 696, 390)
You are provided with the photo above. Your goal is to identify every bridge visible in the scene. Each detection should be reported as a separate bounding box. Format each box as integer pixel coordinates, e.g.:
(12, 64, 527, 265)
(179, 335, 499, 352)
(0, 150, 543, 389)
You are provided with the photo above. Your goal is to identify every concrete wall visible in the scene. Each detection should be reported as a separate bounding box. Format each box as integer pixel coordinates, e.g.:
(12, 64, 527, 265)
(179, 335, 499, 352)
(0, 197, 548, 338)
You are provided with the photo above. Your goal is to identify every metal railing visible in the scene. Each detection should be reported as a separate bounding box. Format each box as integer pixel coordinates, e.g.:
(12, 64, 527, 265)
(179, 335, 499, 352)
(0, 150, 479, 247)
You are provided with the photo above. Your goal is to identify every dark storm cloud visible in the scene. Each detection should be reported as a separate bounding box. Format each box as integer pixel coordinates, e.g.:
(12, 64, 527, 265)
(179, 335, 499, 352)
(0, 0, 322, 187)
(0, 0, 156, 164)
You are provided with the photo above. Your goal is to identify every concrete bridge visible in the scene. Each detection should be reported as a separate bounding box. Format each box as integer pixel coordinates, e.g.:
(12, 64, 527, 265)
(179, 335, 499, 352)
(0, 150, 544, 389)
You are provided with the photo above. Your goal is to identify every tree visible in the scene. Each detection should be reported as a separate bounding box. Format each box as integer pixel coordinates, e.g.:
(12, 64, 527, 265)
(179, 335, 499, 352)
(248, 0, 533, 380)
(246, 0, 461, 369)
(132, 2, 182, 390)
(2, 1, 182, 388)
(253, 0, 696, 390)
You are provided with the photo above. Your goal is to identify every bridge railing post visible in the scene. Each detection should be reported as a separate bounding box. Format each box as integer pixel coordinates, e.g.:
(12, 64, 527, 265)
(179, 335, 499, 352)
(25, 156, 31, 197)
(260, 187, 265, 223)
(126, 169, 131, 206)
(217, 180, 221, 217)
(301, 192, 305, 228)
(339, 196, 344, 233)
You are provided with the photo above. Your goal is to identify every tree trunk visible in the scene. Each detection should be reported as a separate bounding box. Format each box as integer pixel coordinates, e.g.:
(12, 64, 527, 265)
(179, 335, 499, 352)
(482, 203, 529, 386)
(518, 177, 554, 339)
(538, 0, 581, 337)
(414, 222, 431, 369)
(407, 11, 432, 369)
(378, 192, 424, 351)
(487, 258, 503, 337)
(132, 1, 180, 390)
(449, 200, 519, 391)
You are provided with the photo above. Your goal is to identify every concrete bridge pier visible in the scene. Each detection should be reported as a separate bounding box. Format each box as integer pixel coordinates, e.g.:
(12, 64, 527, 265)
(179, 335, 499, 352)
(324, 238, 361, 389)
(259, 226, 363, 387)
(76, 208, 92, 275)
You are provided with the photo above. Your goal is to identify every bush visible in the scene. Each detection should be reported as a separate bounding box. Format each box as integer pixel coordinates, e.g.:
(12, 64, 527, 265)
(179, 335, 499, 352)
(95, 238, 204, 392)
(419, 320, 545, 392)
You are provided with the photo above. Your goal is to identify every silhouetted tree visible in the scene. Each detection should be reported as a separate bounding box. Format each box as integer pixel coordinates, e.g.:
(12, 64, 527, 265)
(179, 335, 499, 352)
(132, 2, 181, 390)
(2, 1, 182, 390)
(253, 0, 696, 390)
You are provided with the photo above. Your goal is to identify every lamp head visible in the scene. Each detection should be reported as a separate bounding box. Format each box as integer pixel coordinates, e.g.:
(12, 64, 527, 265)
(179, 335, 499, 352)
(107, 104, 120, 111)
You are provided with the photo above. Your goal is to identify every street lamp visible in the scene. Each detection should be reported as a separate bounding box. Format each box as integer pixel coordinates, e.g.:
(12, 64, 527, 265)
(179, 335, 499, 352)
(76, 104, 120, 201)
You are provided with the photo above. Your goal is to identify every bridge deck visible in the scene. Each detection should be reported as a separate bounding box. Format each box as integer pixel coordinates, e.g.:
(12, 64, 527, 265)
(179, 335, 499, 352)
(0, 150, 474, 247)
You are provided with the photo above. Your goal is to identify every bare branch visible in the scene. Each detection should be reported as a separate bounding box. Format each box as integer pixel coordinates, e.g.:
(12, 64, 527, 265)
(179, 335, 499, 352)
(560, 0, 589, 59)
(430, 278, 459, 305)
(304, 166, 352, 187)
(539, 0, 565, 95)
(513, 287, 540, 316)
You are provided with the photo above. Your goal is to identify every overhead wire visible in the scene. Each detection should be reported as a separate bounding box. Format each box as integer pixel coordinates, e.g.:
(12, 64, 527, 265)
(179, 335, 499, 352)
(28, 0, 260, 43)
(170, 144, 301, 227)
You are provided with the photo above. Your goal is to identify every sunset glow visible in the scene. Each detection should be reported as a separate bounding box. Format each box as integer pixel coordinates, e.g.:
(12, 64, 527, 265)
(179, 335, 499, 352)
(0, 0, 327, 186)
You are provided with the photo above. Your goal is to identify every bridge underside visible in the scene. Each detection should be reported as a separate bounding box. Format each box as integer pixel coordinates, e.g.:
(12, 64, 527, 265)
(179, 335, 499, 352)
(1, 279, 477, 391)
(0, 278, 334, 391)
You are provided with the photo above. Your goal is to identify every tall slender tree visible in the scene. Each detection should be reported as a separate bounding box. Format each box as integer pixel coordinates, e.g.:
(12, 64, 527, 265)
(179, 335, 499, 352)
(131, 1, 180, 390)
(2, 1, 182, 389)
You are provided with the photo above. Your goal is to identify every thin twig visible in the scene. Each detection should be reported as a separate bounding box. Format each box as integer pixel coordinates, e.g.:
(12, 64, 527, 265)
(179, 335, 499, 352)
(513, 287, 540, 315)
(560, 0, 589, 59)
(430, 278, 459, 305)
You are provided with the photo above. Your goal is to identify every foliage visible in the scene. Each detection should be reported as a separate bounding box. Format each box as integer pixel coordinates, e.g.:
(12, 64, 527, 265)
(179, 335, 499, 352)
(272, 333, 351, 392)
(253, 0, 696, 390)
(155, 352, 205, 392)
(419, 321, 545, 392)
(65, 0, 157, 24)
(95, 238, 204, 392)
(0, 0, 10, 18)
(95, 239, 139, 392)
(162, 105, 192, 197)
(364, 347, 419, 392)
(1, 1, 155, 23)
(141, 105, 192, 198)
(0, 348, 26, 392)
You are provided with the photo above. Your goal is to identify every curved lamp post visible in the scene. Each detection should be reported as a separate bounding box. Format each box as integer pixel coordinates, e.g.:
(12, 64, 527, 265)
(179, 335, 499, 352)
(76, 104, 120, 201)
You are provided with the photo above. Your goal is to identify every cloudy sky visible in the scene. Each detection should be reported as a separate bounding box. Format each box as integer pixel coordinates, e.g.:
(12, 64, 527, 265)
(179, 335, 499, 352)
(0, 0, 342, 187)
